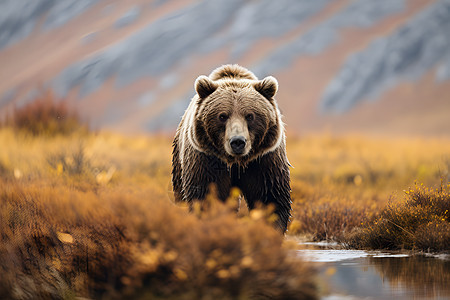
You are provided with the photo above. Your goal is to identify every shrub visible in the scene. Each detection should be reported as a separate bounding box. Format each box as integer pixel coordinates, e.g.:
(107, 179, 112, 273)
(288, 179, 379, 241)
(6, 91, 85, 136)
(0, 179, 318, 299)
(414, 220, 450, 252)
(47, 143, 90, 176)
(290, 200, 370, 241)
(344, 182, 450, 251)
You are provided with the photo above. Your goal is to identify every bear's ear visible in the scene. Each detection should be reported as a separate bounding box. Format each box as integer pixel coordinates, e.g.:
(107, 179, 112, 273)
(254, 76, 278, 100)
(195, 75, 218, 99)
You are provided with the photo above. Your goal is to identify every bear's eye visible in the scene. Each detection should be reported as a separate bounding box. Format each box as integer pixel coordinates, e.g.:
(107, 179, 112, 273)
(245, 113, 254, 122)
(218, 113, 229, 122)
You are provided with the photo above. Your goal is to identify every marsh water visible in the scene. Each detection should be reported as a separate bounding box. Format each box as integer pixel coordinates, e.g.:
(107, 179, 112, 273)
(297, 242, 450, 300)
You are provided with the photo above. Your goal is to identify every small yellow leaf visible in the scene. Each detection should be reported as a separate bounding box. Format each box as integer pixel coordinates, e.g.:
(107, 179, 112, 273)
(174, 268, 188, 281)
(241, 256, 253, 268)
(217, 269, 230, 279)
(57, 232, 74, 244)
(14, 168, 22, 179)
(163, 250, 178, 262)
(206, 259, 217, 269)
(250, 209, 264, 220)
(56, 163, 63, 175)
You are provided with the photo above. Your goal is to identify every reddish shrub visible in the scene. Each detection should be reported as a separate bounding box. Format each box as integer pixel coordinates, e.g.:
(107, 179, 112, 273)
(7, 91, 85, 136)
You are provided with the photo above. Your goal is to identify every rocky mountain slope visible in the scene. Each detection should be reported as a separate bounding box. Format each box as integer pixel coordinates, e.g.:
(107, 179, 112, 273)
(1, 0, 449, 136)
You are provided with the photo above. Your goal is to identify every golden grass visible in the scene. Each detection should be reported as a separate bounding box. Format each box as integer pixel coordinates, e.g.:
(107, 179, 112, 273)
(1, 99, 450, 298)
(0, 128, 318, 299)
(0, 178, 318, 299)
(286, 134, 450, 244)
(345, 182, 450, 251)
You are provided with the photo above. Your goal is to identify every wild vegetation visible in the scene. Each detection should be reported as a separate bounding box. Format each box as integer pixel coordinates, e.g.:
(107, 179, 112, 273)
(0, 97, 449, 298)
(3, 91, 85, 136)
(345, 182, 450, 251)
(0, 99, 317, 299)
(287, 135, 450, 248)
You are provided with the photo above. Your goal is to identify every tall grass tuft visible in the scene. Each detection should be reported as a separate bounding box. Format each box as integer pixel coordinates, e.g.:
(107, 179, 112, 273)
(288, 179, 381, 241)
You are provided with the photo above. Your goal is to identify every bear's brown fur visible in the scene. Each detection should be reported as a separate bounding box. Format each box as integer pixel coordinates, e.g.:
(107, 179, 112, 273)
(172, 64, 291, 232)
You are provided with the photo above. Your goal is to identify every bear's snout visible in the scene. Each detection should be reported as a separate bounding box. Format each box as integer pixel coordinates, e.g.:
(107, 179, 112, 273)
(230, 136, 246, 154)
(225, 116, 250, 157)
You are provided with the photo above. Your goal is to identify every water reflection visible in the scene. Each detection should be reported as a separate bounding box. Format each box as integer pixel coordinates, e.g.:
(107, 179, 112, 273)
(298, 244, 450, 300)
(370, 256, 450, 299)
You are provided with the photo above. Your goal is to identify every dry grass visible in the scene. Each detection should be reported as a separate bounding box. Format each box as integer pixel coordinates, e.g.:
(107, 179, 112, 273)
(1, 97, 450, 298)
(286, 134, 450, 245)
(0, 99, 318, 299)
(345, 182, 450, 251)
(0, 178, 317, 299)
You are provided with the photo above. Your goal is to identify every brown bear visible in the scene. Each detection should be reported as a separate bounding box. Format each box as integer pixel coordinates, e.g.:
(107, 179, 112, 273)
(172, 64, 291, 232)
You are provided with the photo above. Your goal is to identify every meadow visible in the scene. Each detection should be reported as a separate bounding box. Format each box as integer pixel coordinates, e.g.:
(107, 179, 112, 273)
(0, 97, 449, 299)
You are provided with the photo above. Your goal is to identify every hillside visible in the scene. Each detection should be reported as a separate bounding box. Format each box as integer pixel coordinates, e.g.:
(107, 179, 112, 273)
(1, 0, 449, 135)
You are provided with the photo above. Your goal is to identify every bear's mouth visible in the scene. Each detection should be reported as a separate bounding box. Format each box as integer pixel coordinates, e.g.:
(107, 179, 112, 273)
(224, 156, 249, 169)
(225, 148, 251, 159)
(223, 150, 253, 167)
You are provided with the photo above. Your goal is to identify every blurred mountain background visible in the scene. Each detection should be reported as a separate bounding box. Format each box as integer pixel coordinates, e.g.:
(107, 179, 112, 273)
(1, 0, 449, 136)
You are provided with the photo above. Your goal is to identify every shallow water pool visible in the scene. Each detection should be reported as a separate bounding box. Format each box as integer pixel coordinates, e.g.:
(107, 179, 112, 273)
(297, 242, 450, 300)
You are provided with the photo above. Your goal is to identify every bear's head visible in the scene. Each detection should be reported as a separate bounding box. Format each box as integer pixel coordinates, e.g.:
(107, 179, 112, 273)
(192, 68, 284, 166)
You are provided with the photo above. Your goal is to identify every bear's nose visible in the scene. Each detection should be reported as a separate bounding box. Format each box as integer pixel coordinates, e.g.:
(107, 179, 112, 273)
(230, 136, 246, 154)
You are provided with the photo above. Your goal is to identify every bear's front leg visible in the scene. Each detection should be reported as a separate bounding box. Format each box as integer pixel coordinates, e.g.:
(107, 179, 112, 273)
(238, 152, 292, 233)
(181, 149, 231, 203)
